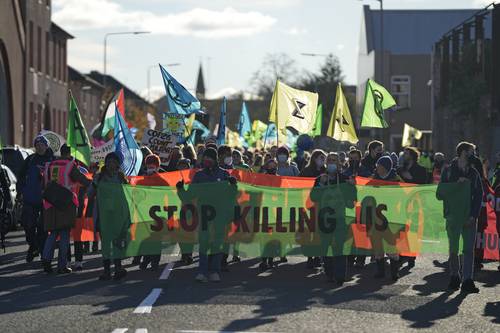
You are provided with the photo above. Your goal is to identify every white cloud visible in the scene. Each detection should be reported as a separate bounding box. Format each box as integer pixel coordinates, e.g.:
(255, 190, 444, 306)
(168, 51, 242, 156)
(140, 85, 165, 103)
(53, 0, 276, 38)
(336, 44, 345, 51)
(207, 87, 262, 100)
(286, 27, 308, 36)
(67, 39, 113, 73)
(474, 0, 493, 6)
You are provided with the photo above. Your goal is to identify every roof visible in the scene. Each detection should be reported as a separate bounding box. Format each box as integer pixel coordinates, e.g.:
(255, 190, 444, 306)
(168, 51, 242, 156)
(68, 66, 104, 89)
(87, 71, 152, 107)
(195, 63, 206, 97)
(51, 22, 74, 39)
(362, 5, 492, 55)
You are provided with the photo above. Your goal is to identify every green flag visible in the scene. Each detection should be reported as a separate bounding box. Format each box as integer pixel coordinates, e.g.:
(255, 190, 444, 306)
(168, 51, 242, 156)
(67, 92, 91, 166)
(360, 79, 396, 128)
(309, 104, 323, 137)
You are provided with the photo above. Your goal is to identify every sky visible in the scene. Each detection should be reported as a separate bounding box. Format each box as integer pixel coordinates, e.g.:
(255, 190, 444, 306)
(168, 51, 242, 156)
(52, 0, 492, 102)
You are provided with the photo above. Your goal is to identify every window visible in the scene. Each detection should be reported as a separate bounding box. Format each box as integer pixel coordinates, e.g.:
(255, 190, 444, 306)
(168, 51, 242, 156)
(45, 32, 50, 75)
(391, 75, 411, 110)
(37, 26, 42, 72)
(29, 21, 34, 68)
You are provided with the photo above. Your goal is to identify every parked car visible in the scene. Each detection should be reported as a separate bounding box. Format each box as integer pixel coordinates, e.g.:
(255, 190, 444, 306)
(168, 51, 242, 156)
(0, 145, 32, 177)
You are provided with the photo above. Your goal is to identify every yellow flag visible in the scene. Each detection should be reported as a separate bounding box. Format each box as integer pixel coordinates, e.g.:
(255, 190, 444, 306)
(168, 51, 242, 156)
(269, 80, 318, 144)
(402, 123, 423, 147)
(226, 129, 241, 148)
(327, 83, 358, 144)
(184, 113, 195, 139)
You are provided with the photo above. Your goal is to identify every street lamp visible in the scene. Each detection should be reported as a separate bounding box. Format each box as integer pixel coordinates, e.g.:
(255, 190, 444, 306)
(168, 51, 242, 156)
(147, 63, 181, 102)
(103, 31, 150, 86)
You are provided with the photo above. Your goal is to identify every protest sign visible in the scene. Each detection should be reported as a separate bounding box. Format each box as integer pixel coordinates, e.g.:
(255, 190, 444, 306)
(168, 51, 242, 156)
(162, 113, 185, 142)
(91, 139, 114, 164)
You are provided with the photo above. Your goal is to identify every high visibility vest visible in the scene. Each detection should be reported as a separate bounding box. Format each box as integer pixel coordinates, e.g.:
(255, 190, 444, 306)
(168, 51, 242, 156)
(43, 159, 79, 209)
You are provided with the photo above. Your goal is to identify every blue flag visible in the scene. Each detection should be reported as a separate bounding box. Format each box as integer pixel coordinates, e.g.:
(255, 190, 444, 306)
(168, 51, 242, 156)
(160, 64, 201, 115)
(237, 101, 251, 147)
(187, 120, 210, 145)
(216, 97, 227, 145)
(114, 106, 142, 176)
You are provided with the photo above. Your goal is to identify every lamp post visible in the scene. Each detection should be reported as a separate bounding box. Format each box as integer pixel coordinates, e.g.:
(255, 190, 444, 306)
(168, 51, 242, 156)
(147, 63, 181, 102)
(103, 31, 150, 86)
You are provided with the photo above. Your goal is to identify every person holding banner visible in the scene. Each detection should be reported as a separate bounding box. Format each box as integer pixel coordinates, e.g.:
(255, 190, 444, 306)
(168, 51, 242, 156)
(311, 152, 356, 285)
(176, 147, 237, 283)
(437, 141, 483, 293)
(89, 152, 129, 281)
(370, 155, 403, 281)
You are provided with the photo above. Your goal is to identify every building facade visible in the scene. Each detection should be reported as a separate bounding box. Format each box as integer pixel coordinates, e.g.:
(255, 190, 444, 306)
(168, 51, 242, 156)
(357, 5, 481, 152)
(68, 66, 105, 134)
(0, 0, 72, 146)
(0, 0, 25, 145)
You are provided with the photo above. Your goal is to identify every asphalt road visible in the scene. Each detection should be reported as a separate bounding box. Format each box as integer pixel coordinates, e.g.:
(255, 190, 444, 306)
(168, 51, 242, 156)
(0, 231, 499, 333)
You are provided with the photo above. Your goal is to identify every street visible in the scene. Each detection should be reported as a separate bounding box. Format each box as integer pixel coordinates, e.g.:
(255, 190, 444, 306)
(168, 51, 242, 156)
(0, 231, 499, 333)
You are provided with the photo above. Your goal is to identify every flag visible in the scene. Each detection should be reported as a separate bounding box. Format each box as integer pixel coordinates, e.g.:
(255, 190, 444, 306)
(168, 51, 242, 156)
(216, 97, 227, 145)
(160, 64, 201, 115)
(67, 92, 91, 167)
(360, 79, 396, 128)
(114, 105, 142, 176)
(402, 123, 423, 147)
(101, 88, 125, 137)
(226, 129, 241, 148)
(309, 104, 323, 137)
(246, 120, 267, 147)
(327, 83, 359, 144)
(184, 113, 195, 141)
(187, 120, 210, 144)
(147, 112, 157, 130)
(237, 102, 252, 147)
(269, 80, 318, 143)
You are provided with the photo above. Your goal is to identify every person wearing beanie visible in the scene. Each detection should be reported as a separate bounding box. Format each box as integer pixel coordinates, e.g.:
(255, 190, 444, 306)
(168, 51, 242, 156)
(17, 135, 54, 263)
(373, 156, 401, 182)
(370, 155, 402, 281)
(176, 147, 237, 283)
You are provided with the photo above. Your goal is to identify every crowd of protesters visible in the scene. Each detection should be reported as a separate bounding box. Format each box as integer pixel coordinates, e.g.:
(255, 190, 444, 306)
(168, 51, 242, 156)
(2, 134, 499, 294)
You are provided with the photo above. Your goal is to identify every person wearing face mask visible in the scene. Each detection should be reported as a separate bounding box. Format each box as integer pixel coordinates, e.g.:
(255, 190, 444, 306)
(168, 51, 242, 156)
(343, 149, 371, 179)
(17, 135, 54, 263)
(397, 147, 428, 185)
(218, 145, 234, 170)
(263, 159, 278, 175)
(299, 150, 326, 178)
(432, 152, 448, 184)
(276, 146, 300, 177)
(177, 148, 237, 283)
(371, 156, 403, 281)
(437, 141, 483, 293)
(361, 140, 384, 176)
(89, 152, 129, 281)
(299, 150, 327, 268)
(139, 154, 164, 271)
(311, 152, 353, 284)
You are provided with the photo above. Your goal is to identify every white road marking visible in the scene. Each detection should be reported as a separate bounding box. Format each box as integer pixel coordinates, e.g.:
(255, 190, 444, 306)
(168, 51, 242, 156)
(111, 329, 128, 333)
(133, 288, 162, 314)
(159, 262, 175, 280)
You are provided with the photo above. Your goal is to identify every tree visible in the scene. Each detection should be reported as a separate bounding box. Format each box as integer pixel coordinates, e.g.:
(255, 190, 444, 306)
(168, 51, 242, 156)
(250, 53, 298, 100)
(297, 54, 345, 134)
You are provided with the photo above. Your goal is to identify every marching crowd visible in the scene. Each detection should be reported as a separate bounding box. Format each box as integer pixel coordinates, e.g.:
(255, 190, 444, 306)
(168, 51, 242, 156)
(1, 134, 499, 294)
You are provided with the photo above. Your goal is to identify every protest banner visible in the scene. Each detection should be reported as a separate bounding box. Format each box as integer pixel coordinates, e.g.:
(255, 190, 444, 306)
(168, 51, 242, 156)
(91, 139, 114, 164)
(96, 180, 497, 260)
(162, 113, 186, 143)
